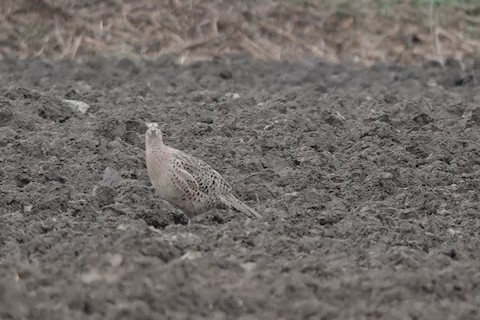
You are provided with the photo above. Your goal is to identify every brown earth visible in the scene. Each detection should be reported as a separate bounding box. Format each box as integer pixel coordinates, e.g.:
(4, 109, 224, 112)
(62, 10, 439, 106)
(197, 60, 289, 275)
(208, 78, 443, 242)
(0, 56, 480, 319)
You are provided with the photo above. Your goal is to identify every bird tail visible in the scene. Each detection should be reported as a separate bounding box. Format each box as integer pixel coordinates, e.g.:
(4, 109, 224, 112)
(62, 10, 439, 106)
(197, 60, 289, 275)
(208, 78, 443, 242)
(219, 193, 262, 219)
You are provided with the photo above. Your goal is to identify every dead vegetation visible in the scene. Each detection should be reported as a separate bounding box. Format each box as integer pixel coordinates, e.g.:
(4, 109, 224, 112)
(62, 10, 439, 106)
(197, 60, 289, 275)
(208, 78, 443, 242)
(0, 0, 479, 65)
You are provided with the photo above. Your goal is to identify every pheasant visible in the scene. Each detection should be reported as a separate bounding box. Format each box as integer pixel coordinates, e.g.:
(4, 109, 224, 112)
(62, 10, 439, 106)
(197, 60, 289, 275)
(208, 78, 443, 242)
(145, 123, 261, 219)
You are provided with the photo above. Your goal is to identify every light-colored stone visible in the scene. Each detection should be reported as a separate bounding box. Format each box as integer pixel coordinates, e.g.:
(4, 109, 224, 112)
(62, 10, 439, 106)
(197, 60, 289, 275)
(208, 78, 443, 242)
(63, 99, 90, 113)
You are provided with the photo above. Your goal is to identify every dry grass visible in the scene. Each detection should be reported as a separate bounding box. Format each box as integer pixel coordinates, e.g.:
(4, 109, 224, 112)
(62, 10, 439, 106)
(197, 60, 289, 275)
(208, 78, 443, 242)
(0, 0, 479, 65)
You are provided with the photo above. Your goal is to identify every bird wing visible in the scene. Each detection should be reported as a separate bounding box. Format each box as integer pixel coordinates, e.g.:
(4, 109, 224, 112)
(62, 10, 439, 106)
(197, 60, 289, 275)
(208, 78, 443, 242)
(171, 161, 200, 192)
(172, 151, 232, 195)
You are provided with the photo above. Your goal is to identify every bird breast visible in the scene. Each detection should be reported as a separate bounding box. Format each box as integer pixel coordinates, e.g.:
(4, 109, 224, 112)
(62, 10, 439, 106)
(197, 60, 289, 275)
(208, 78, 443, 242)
(146, 149, 172, 193)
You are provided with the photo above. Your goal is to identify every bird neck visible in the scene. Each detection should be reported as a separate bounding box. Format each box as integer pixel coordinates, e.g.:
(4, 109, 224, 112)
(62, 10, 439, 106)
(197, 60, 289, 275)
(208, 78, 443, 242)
(146, 134, 164, 149)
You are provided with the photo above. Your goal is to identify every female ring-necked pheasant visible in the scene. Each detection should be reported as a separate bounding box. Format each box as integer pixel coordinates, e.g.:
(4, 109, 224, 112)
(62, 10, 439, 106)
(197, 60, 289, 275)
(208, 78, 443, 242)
(145, 123, 261, 219)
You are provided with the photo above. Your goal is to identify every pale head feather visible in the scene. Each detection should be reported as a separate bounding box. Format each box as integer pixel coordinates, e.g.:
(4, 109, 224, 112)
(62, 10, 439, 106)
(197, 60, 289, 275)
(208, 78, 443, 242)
(145, 122, 163, 146)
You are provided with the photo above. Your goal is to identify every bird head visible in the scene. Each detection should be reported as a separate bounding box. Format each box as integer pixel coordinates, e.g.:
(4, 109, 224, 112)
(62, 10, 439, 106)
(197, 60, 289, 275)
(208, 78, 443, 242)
(146, 122, 163, 145)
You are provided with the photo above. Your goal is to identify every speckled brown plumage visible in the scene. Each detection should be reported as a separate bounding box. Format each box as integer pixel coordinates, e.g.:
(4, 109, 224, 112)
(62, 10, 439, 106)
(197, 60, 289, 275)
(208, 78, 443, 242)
(145, 123, 261, 219)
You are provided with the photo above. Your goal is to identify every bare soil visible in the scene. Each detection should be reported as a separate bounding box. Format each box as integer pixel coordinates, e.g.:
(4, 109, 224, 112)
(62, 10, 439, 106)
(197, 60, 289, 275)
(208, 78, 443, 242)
(0, 56, 480, 319)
